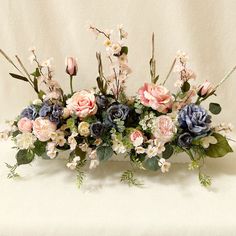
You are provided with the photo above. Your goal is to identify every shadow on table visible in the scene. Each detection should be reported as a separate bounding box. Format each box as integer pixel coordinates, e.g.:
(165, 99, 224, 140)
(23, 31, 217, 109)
(13, 152, 236, 192)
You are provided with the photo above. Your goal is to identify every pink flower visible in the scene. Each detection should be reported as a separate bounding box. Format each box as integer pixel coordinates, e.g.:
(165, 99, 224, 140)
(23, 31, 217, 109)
(138, 83, 173, 113)
(198, 80, 214, 97)
(17, 117, 33, 133)
(66, 90, 97, 119)
(66, 57, 78, 76)
(130, 130, 144, 147)
(153, 115, 176, 142)
(33, 117, 57, 142)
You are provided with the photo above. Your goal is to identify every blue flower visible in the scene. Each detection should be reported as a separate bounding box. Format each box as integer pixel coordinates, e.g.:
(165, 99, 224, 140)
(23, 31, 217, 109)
(49, 104, 63, 125)
(177, 132, 193, 149)
(39, 103, 52, 117)
(39, 103, 63, 125)
(178, 104, 211, 136)
(21, 105, 38, 120)
(107, 103, 130, 125)
(90, 122, 105, 138)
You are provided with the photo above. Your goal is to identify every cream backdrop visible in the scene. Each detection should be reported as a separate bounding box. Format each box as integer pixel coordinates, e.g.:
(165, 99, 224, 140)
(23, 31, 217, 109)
(0, 1, 236, 236)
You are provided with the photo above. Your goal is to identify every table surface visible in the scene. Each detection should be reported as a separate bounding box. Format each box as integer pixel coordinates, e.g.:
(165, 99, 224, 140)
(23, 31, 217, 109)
(1, 141, 236, 236)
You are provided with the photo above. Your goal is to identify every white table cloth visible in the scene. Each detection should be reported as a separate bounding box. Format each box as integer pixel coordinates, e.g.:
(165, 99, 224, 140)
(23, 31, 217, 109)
(1, 141, 236, 236)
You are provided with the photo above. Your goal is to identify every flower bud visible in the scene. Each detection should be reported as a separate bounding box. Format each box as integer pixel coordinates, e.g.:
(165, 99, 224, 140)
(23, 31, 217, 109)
(66, 57, 78, 76)
(197, 80, 214, 97)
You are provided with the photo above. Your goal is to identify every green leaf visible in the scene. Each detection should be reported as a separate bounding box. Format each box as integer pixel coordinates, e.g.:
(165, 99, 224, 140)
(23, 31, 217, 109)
(38, 90, 45, 100)
(181, 81, 190, 92)
(96, 146, 113, 161)
(33, 140, 47, 156)
(162, 144, 174, 159)
(209, 103, 221, 115)
(144, 157, 160, 171)
(69, 147, 86, 162)
(153, 75, 159, 84)
(96, 76, 107, 95)
(16, 149, 35, 165)
(120, 46, 128, 55)
(31, 68, 40, 77)
(206, 133, 233, 157)
(9, 73, 28, 82)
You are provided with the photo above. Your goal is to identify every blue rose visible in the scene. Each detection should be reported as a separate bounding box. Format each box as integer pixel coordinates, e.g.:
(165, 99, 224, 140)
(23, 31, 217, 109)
(177, 132, 193, 149)
(21, 105, 38, 120)
(107, 103, 129, 124)
(90, 122, 105, 138)
(178, 104, 211, 136)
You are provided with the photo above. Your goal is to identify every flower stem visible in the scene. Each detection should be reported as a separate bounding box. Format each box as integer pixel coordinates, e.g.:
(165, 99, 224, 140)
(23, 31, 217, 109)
(70, 75, 74, 95)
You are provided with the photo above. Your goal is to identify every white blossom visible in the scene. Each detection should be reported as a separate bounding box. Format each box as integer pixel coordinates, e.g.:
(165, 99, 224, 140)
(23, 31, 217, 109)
(15, 133, 37, 150)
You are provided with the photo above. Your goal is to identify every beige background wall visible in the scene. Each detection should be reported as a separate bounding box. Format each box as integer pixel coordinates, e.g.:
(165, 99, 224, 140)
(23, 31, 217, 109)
(0, 0, 236, 131)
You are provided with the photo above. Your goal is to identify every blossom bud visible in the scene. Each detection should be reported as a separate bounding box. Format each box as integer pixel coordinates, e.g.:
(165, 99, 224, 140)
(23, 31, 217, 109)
(197, 80, 214, 97)
(66, 57, 78, 76)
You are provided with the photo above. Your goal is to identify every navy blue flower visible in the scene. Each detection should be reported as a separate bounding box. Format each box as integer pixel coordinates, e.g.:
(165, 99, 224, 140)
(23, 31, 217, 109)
(177, 132, 193, 149)
(90, 122, 105, 138)
(178, 104, 211, 136)
(96, 95, 108, 109)
(21, 105, 38, 120)
(107, 103, 129, 124)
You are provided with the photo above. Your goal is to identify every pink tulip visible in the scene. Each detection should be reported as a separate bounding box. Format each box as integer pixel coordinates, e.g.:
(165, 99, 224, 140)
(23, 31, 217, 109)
(198, 80, 214, 97)
(66, 57, 78, 76)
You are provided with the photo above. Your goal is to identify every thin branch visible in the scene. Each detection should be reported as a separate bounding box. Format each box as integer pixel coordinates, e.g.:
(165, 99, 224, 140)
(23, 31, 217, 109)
(0, 49, 23, 75)
(162, 58, 176, 85)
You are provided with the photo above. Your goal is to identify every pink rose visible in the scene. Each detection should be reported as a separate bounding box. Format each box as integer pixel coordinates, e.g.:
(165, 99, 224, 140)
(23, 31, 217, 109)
(198, 80, 214, 97)
(130, 130, 144, 147)
(17, 117, 33, 133)
(138, 83, 173, 113)
(153, 115, 176, 142)
(66, 57, 78, 76)
(33, 117, 57, 142)
(66, 90, 97, 119)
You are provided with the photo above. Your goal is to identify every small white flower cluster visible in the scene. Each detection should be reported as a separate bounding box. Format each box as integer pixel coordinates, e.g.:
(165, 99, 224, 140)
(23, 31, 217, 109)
(46, 142, 57, 159)
(88, 150, 99, 170)
(111, 133, 126, 154)
(50, 130, 66, 147)
(66, 156, 81, 170)
(15, 133, 37, 150)
(213, 123, 234, 133)
(68, 132, 78, 151)
(158, 158, 171, 173)
(139, 112, 156, 131)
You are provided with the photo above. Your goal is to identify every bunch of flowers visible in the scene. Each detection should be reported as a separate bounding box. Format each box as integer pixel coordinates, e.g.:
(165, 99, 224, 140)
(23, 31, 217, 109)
(0, 24, 235, 188)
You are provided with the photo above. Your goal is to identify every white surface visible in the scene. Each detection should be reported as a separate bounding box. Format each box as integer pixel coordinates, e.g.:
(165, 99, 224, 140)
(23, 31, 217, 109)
(0, 141, 236, 236)
(1, 0, 236, 235)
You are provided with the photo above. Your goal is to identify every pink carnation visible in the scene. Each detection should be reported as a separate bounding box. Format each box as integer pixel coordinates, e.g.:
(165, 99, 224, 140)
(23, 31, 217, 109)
(17, 117, 33, 133)
(138, 83, 173, 113)
(66, 90, 97, 119)
(130, 130, 144, 147)
(33, 117, 57, 142)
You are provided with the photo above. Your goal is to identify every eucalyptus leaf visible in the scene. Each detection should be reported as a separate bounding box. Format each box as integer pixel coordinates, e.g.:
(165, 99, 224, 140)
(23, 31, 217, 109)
(9, 73, 28, 82)
(206, 133, 233, 157)
(96, 146, 113, 161)
(162, 144, 174, 159)
(209, 103, 221, 115)
(33, 140, 47, 156)
(16, 149, 35, 165)
(120, 46, 128, 55)
(144, 157, 159, 171)
(181, 81, 190, 92)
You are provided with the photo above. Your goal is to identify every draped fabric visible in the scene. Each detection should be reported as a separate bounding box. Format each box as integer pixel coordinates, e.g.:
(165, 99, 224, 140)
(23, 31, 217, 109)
(0, 1, 236, 235)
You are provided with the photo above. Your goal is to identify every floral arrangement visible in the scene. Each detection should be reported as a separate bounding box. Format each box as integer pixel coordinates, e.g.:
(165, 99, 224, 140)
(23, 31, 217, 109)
(0, 24, 235, 188)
